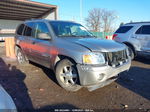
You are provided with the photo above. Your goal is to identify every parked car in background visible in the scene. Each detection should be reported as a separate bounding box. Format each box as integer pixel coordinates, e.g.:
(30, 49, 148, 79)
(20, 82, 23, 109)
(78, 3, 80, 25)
(114, 22, 150, 59)
(0, 85, 17, 111)
(15, 19, 131, 92)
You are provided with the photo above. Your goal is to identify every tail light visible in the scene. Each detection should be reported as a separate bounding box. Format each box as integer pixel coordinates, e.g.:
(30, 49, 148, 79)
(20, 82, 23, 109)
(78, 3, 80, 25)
(106, 34, 118, 40)
(112, 34, 117, 40)
(106, 36, 109, 39)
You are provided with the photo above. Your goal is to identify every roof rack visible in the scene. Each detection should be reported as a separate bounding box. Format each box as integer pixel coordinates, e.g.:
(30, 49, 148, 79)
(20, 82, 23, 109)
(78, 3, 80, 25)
(126, 22, 150, 24)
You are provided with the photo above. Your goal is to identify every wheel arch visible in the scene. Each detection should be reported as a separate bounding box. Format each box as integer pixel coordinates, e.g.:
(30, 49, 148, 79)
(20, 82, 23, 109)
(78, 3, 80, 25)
(15, 44, 21, 55)
(15, 44, 28, 61)
(54, 54, 77, 71)
(123, 42, 136, 55)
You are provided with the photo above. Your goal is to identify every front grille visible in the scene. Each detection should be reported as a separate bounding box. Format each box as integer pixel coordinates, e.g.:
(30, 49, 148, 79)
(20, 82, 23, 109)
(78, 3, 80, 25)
(106, 50, 128, 67)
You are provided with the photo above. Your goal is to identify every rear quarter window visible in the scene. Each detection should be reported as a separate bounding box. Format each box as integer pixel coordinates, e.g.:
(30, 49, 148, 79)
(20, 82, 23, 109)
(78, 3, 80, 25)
(16, 24, 25, 35)
(115, 26, 133, 33)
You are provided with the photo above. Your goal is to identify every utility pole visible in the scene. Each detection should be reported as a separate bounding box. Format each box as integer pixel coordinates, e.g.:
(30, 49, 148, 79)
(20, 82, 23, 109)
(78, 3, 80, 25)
(80, 0, 83, 24)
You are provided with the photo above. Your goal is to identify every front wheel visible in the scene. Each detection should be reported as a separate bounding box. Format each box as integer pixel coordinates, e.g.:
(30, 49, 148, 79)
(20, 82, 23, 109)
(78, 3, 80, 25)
(55, 59, 82, 92)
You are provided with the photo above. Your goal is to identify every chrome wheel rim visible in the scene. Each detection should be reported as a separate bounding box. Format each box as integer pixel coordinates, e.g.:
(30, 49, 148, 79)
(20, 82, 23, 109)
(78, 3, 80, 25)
(60, 65, 77, 86)
(128, 47, 134, 59)
(17, 51, 24, 63)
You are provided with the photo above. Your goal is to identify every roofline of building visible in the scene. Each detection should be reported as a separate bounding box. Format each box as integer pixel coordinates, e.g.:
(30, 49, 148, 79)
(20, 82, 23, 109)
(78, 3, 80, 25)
(15, 0, 57, 8)
(0, 0, 58, 20)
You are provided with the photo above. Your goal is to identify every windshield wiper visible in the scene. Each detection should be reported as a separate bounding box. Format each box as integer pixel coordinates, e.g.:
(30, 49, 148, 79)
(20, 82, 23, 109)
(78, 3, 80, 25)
(58, 35, 95, 38)
(58, 35, 79, 37)
(79, 35, 95, 37)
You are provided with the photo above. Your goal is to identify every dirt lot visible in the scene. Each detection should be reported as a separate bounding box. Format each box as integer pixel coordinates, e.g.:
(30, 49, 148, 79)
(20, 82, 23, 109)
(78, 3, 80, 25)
(0, 43, 150, 112)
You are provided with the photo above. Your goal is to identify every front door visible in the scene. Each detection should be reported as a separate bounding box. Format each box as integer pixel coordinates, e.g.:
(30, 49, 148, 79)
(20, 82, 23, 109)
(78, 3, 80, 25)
(29, 22, 52, 68)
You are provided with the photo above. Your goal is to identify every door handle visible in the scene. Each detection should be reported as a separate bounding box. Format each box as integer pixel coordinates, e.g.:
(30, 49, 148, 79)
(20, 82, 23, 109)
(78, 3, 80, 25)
(42, 54, 49, 57)
(32, 41, 36, 44)
(132, 36, 137, 38)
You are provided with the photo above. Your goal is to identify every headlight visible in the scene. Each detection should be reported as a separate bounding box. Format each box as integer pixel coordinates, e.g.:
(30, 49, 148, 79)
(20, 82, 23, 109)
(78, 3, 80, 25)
(83, 53, 105, 65)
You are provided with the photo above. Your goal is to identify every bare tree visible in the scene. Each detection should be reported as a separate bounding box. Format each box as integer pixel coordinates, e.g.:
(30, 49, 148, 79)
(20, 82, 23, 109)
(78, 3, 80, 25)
(85, 8, 117, 32)
(102, 9, 117, 32)
(85, 8, 103, 32)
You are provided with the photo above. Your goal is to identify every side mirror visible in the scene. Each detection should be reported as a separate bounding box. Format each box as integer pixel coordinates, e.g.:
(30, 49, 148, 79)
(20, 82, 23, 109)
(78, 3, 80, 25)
(37, 32, 51, 40)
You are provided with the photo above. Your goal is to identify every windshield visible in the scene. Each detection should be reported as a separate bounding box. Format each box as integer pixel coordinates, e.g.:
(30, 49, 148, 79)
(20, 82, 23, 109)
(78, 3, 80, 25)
(49, 21, 94, 37)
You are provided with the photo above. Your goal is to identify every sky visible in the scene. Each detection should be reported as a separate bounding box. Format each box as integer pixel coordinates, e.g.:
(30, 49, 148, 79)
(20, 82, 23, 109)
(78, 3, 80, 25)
(32, 0, 150, 29)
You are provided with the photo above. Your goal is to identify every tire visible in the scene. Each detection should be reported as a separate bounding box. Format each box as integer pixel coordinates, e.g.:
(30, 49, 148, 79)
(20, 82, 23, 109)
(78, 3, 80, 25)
(127, 46, 135, 60)
(16, 48, 29, 64)
(55, 59, 82, 92)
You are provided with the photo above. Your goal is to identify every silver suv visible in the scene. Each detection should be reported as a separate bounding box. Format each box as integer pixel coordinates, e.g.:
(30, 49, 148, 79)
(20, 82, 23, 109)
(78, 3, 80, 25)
(15, 19, 131, 92)
(114, 22, 150, 59)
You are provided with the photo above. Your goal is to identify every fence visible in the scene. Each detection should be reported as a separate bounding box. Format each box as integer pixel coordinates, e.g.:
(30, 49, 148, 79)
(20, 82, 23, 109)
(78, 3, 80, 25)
(91, 32, 113, 39)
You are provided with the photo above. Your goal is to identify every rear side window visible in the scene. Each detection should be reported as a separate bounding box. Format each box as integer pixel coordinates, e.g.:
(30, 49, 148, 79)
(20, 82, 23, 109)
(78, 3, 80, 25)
(23, 22, 34, 36)
(115, 26, 133, 33)
(17, 24, 25, 35)
(135, 27, 142, 34)
(24, 26, 32, 36)
(136, 25, 150, 35)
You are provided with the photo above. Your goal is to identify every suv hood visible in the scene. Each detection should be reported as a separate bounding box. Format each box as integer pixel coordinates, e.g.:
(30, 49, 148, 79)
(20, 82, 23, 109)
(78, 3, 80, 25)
(64, 38, 126, 52)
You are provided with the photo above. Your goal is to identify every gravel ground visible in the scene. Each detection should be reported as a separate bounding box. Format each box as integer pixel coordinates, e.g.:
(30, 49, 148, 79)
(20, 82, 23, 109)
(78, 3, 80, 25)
(0, 44, 150, 112)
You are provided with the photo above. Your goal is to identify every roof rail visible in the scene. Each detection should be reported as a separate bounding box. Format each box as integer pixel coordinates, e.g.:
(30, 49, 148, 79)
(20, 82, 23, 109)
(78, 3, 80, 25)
(126, 22, 150, 24)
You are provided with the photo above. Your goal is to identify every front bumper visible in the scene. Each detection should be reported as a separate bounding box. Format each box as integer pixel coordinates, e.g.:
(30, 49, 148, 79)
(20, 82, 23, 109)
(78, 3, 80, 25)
(77, 59, 131, 91)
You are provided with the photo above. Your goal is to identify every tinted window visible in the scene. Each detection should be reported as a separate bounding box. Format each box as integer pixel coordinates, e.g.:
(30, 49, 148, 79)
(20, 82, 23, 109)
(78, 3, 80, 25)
(23, 22, 34, 36)
(17, 24, 25, 35)
(115, 26, 133, 33)
(135, 25, 150, 35)
(33, 22, 49, 39)
(24, 26, 32, 36)
(135, 26, 142, 34)
(141, 25, 150, 34)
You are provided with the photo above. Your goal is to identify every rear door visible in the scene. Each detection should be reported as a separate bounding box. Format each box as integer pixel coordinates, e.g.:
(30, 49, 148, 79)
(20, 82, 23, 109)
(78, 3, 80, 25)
(134, 25, 150, 51)
(22, 22, 35, 59)
(16, 24, 27, 52)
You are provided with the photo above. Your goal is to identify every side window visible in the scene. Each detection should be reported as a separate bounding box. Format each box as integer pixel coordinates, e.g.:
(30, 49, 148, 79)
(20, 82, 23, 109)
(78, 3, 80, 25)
(136, 25, 150, 35)
(135, 26, 142, 34)
(141, 25, 150, 34)
(17, 24, 25, 35)
(23, 22, 34, 37)
(115, 26, 133, 33)
(24, 26, 32, 36)
(33, 22, 50, 39)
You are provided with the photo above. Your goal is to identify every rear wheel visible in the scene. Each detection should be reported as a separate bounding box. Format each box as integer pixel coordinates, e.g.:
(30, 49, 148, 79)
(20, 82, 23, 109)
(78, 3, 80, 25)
(127, 46, 135, 60)
(55, 59, 81, 92)
(16, 48, 29, 64)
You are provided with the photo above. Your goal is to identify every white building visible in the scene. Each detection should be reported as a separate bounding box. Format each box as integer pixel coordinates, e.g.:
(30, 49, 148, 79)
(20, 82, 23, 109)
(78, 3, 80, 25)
(0, 0, 58, 40)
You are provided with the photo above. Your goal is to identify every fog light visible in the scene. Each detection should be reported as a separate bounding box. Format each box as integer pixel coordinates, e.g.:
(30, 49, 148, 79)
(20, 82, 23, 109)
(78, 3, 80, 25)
(98, 73, 105, 80)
